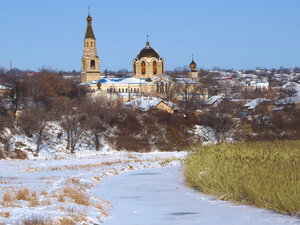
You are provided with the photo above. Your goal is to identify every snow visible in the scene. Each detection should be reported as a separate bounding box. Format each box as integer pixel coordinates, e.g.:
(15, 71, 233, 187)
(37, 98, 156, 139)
(99, 77, 147, 85)
(204, 94, 225, 106)
(1, 148, 297, 224)
(176, 77, 200, 84)
(0, 84, 10, 90)
(281, 82, 300, 92)
(0, 124, 298, 224)
(96, 166, 300, 225)
(244, 98, 269, 110)
(124, 97, 178, 111)
(276, 91, 300, 105)
(0, 151, 185, 224)
(250, 82, 269, 89)
(0, 122, 119, 160)
(194, 125, 217, 145)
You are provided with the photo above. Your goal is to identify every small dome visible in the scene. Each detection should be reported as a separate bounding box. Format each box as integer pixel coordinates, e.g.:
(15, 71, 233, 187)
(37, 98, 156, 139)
(136, 42, 160, 60)
(146, 77, 152, 82)
(87, 15, 92, 22)
(189, 58, 197, 71)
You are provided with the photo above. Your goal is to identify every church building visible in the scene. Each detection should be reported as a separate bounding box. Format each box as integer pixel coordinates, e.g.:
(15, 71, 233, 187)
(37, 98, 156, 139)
(133, 39, 164, 79)
(80, 13, 208, 102)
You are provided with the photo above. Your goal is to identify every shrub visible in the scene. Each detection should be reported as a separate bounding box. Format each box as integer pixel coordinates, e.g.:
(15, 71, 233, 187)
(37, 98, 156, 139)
(0, 211, 10, 218)
(2, 191, 14, 204)
(16, 188, 30, 201)
(29, 197, 39, 207)
(63, 186, 89, 206)
(10, 149, 27, 160)
(58, 217, 76, 225)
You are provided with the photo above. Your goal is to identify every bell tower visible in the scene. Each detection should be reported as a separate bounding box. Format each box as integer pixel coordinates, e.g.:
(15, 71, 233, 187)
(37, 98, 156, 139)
(81, 10, 100, 83)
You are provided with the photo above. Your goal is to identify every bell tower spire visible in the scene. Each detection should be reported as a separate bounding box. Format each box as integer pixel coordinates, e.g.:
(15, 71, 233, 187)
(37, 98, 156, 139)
(85, 7, 95, 39)
(81, 8, 100, 83)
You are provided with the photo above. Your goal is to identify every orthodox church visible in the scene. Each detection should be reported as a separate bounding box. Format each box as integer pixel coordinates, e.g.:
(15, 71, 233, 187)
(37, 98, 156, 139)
(80, 13, 208, 102)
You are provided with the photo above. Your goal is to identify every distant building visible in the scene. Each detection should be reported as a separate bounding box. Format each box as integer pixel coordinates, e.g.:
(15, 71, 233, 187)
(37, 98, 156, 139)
(0, 84, 11, 98)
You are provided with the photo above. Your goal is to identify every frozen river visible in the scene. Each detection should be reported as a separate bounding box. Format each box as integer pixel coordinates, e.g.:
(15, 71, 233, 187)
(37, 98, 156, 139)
(96, 166, 300, 225)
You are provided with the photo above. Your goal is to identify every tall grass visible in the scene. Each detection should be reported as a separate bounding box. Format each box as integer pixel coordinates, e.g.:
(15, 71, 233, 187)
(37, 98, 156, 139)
(184, 140, 300, 216)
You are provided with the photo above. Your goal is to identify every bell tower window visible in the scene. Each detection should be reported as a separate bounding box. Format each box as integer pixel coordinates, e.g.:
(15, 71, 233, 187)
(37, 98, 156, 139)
(91, 60, 95, 69)
(141, 61, 146, 75)
(153, 61, 157, 75)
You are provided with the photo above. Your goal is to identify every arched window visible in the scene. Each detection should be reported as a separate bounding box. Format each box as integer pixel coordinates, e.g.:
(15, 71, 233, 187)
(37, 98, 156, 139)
(126, 88, 128, 92)
(141, 61, 146, 75)
(137, 88, 139, 93)
(90, 60, 95, 69)
(87, 42, 89, 47)
(160, 82, 164, 93)
(165, 83, 168, 93)
(122, 88, 124, 92)
(131, 88, 133, 92)
(153, 61, 157, 75)
(91, 41, 93, 47)
(119, 88, 121, 92)
(157, 83, 159, 93)
(134, 88, 136, 93)
(82, 61, 85, 71)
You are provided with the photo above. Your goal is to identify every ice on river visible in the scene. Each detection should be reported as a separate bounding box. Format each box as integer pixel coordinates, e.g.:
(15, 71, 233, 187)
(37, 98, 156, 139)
(96, 166, 300, 225)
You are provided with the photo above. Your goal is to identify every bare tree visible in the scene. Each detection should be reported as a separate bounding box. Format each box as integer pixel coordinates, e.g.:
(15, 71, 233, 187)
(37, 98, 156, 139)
(18, 107, 49, 156)
(199, 100, 234, 142)
(59, 99, 85, 153)
(174, 79, 202, 111)
(82, 97, 117, 150)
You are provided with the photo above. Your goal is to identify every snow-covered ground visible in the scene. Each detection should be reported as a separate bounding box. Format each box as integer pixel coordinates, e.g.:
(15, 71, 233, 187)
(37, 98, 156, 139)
(0, 151, 184, 224)
(0, 151, 298, 225)
(97, 166, 300, 225)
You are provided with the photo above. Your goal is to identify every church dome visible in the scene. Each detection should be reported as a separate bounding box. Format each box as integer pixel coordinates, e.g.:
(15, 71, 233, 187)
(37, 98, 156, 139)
(189, 55, 197, 71)
(136, 41, 160, 60)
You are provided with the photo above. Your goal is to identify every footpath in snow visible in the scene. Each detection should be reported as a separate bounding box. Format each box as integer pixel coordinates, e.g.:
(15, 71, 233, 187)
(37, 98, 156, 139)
(96, 166, 300, 225)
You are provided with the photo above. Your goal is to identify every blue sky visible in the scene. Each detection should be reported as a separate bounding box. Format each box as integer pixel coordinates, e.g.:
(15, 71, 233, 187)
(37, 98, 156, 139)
(1, 0, 300, 71)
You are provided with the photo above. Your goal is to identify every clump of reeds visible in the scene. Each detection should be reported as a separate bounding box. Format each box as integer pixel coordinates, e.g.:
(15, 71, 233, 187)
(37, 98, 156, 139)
(62, 186, 89, 206)
(184, 140, 300, 216)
